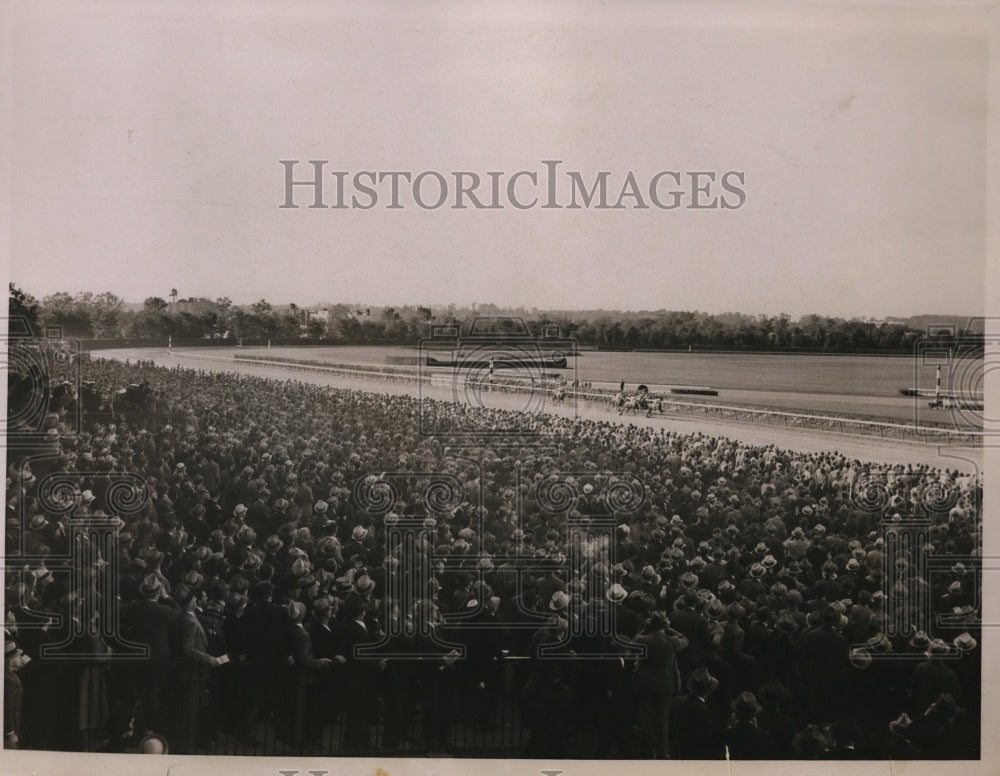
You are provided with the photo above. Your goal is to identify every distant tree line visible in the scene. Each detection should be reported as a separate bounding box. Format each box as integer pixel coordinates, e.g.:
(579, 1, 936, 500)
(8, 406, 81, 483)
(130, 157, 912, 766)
(8, 284, 982, 353)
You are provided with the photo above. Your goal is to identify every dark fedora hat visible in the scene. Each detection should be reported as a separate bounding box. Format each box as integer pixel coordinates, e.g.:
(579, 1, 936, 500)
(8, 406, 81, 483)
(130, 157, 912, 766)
(757, 678, 790, 708)
(819, 604, 847, 628)
(731, 691, 762, 718)
(888, 712, 912, 738)
(138, 573, 163, 599)
(687, 667, 719, 696)
(647, 610, 668, 630)
(792, 724, 831, 757)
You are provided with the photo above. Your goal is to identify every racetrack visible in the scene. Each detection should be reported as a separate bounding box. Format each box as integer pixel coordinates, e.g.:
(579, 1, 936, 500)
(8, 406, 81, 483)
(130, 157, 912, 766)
(93, 348, 982, 474)
(203, 344, 979, 429)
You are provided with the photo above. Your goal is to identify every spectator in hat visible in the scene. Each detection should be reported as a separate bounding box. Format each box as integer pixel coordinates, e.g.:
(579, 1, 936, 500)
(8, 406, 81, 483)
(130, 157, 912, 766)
(460, 594, 510, 730)
(606, 583, 643, 640)
(169, 584, 225, 754)
(334, 595, 379, 753)
(23, 515, 50, 557)
(238, 581, 293, 744)
(282, 601, 332, 748)
(670, 591, 711, 683)
(4, 637, 28, 749)
(718, 602, 754, 672)
(738, 564, 768, 600)
(725, 691, 773, 758)
(911, 692, 972, 758)
(121, 573, 184, 735)
(938, 578, 972, 612)
(638, 565, 662, 598)
(304, 597, 342, 743)
(886, 712, 922, 758)
(245, 490, 271, 539)
(589, 613, 640, 758)
(797, 604, 849, 721)
(755, 678, 796, 756)
(829, 719, 867, 759)
(668, 667, 724, 759)
(782, 527, 811, 561)
(791, 723, 832, 759)
(909, 639, 962, 716)
(196, 600, 228, 747)
(341, 525, 370, 566)
(812, 561, 843, 602)
(858, 631, 909, 731)
(537, 567, 567, 609)
(951, 631, 980, 719)
(632, 610, 690, 758)
(520, 650, 573, 758)
(381, 597, 423, 752)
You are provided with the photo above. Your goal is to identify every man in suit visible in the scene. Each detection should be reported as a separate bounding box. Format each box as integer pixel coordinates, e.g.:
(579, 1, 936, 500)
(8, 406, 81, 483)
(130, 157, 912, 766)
(797, 604, 849, 721)
(308, 597, 338, 659)
(246, 491, 271, 539)
(122, 574, 184, 735)
(669, 590, 712, 682)
(725, 691, 774, 758)
(335, 595, 379, 753)
(4, 638, 27, 749)
(199, 455, 221, 497)
(606, 583, 643, 640)
(170, 585, 226, 754)
(23, 515, 51, 557)
(240, 581, 293, 744)
(197, 600, 229, 745)
(286, 601, 333, 748)
(668, 667, 725, 759)
(909, 639, 963, 716)
(632, 610, 689, 758)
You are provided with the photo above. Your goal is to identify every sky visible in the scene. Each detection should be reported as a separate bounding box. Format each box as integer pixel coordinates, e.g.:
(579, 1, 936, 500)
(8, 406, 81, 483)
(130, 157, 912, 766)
(2, 0, 993, 319)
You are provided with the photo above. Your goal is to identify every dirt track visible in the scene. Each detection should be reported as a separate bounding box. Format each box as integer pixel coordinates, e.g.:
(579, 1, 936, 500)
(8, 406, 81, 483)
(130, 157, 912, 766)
(94, 349, 982, 474)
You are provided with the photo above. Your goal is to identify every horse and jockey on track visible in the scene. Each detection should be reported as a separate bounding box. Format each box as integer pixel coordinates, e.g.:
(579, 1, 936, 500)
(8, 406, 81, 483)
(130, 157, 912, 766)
(618, 392, 647, 416)
(616, 384, 660, 417)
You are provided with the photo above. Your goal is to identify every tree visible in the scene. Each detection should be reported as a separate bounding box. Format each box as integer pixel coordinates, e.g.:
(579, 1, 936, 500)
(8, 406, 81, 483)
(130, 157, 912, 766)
(144, 296, 168, 312)
(125, 306, 170, 338)
(40, 291, 92, 337)
(8, 283, 39, 333)
(89, 292, 126, 338)
(305, 318, 328, 339)
(214, 297, 234, 337)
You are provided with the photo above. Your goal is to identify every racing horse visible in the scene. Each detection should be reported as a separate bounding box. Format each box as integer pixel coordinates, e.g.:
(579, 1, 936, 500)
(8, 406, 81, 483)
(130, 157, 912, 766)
(619, 394, 647, 416)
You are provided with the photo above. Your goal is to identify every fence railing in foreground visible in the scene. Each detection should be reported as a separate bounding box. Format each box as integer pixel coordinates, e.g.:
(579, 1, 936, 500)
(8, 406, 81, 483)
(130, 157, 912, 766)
(159, 349, 983, 445)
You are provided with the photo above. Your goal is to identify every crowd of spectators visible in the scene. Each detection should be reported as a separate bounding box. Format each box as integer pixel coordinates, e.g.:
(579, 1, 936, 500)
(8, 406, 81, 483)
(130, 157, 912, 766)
(4, 354, 982, 758)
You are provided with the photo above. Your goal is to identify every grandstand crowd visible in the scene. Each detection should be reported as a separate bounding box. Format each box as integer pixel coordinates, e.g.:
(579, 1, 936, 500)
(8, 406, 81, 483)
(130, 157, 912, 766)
(4, 354, 983, 758)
